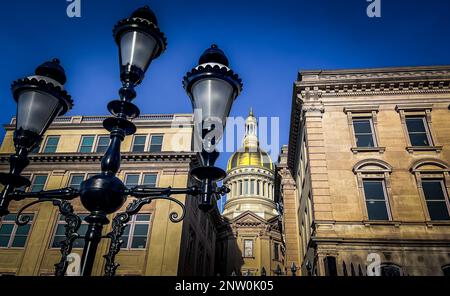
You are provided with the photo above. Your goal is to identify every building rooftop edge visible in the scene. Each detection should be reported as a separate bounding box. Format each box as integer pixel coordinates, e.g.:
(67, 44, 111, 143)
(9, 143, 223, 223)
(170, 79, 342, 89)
(4, 113, 194, 127)
(297, 65, 450, 78)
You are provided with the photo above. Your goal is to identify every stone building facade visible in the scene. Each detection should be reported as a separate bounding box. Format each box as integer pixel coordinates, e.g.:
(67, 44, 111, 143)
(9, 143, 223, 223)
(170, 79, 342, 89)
(0, 114, 221, 276)
(217, 110, 284, 276)
(283, 66, 450, 276)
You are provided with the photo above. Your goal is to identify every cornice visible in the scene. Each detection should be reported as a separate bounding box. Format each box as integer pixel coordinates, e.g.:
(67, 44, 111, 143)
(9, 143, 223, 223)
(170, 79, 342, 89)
(3, 114, 194, 131)
(0, 152, 199, 165)
(298, 65, 450, 83)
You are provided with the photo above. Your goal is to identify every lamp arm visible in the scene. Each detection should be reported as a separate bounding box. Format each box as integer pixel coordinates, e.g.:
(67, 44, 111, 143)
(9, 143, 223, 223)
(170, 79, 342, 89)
(8, 187, 80, 201)
(10, 188, 81, 277)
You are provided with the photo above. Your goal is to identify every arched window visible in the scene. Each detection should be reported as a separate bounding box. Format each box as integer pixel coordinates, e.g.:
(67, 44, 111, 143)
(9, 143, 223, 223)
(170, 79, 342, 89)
(380, 264, 402, 276)
(442, 264, 450, 276)
(410, 159, 450, 221)
(353, 159, 393, 221)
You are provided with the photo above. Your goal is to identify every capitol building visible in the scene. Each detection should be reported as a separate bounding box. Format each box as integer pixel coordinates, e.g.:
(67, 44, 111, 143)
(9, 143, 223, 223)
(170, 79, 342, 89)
(216, 110, 284, 276)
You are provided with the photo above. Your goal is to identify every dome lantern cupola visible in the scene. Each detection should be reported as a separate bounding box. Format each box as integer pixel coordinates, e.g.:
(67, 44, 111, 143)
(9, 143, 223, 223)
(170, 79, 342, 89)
(227, 109, 274, 171)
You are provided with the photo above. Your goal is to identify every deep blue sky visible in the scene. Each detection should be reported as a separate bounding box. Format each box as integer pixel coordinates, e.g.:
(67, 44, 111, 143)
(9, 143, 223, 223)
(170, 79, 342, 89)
(1, 0, 450, 173)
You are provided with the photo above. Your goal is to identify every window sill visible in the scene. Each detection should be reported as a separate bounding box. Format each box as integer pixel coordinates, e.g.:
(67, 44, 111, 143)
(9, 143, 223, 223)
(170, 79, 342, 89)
(406, 146, 443, 153)
(351, 147, 385, 154)
(425, 221, 450, 227)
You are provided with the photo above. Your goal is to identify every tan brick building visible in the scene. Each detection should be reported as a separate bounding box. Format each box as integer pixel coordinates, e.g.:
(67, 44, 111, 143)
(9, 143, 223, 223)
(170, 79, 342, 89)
(280, 66, 450, 276)
(0, 114, 221, 276)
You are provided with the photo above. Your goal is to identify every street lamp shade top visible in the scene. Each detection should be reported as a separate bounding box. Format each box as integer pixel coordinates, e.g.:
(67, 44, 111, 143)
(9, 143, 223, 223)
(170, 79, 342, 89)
(35, 58, 67, 85)
(130, 6, 158, 26)
(199, 44, 229, 67)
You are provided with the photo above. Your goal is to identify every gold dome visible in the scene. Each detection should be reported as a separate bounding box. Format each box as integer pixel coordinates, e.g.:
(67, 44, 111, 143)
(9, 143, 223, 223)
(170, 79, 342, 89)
(227, 148, 274, 171)
(227, 108, 274, 171)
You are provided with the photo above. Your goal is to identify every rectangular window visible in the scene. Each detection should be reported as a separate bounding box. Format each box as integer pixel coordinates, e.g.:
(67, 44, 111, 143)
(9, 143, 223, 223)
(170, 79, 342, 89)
(69, 174, 85, 190)
(244, 180, 249, 195)
(149, 135, 163, 153)
(132, 135, 147, 152)
(42, 136, 60, 153)
(353, 119, 376, 147)
(142, 174, 157, 187)
(244, 239, 253, 257)
(405, 117, 431, 147)
(96, 136, 110, 153)
(52, 214, 88, 249)
(125, 174, 140, 189)
(422, 180, 450, 221)
(239, 181, 242, 195)
(30, 175, 47, 192)
(121, 214, 151, 249)
(273, 242, 279, 261)
(79, 136, 95, 153)
(0, 214, 33, 248)
(250, 179, 255, 195)
(363, 180, 390, 221)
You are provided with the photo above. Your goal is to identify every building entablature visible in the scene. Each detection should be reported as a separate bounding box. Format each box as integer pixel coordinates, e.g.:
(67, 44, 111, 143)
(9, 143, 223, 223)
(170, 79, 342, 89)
(295, 66, 450, 99)
(3, 114, 194, 131)
(0, 152, 199, 166)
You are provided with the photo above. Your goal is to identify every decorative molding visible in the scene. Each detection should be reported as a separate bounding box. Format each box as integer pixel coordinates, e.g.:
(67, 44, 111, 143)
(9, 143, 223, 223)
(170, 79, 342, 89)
(351, 147, 386, 154)
(395, 104, 433, 112)
(0, 152, 198, 165)
(406, 146, 443, 154)
(410, 158, 450, 172)
(344, 105, 379, 113)
(353, 158, 393, 174)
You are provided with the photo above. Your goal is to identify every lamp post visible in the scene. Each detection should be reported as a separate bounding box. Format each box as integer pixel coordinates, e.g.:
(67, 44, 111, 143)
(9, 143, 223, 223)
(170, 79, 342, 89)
(274, 264, 283, 276)
(0, 5, 242, 277)
(291, 262, 298, 276)
(0, 58, 73, 216)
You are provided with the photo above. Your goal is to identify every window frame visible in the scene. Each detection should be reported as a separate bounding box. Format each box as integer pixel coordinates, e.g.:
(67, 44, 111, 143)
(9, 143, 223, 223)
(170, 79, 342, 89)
(273, 242, 280, 261)
(95, 135, 111, 154)
(405, 116, 433, 147)
(243, 238, 254, 258)
(148, 134, 164, 153)
(78, 135, 96, 153)
(352, 118, 378, 148)
(421, 179, 450, 221)
(120, 213, 152, 250)
(396, 104, 442, 153)
(124, 172, 159, 189)
(29, 174, 49, 193)
(0, 213, 34, 249)
(361, 179, 392, 221)
(344, 106, 384, 153)
(353, 159, 394, 222)
(131, 135, 148, 153)
(411, 159, 450, 222)
(42, 136, 60, 154)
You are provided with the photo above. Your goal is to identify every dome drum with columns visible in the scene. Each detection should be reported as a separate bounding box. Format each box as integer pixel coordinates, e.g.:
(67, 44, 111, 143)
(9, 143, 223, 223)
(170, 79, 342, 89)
(222, 109, 278, 220)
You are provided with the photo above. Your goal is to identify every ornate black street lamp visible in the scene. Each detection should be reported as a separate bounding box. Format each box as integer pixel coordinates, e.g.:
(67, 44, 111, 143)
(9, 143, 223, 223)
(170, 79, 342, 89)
(184, 44, 242, 211)
(0, 5, 241, 277)
(274, 264, 283, 276)
(0, 59, 73, 216)
(291, 262, 298, 276)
